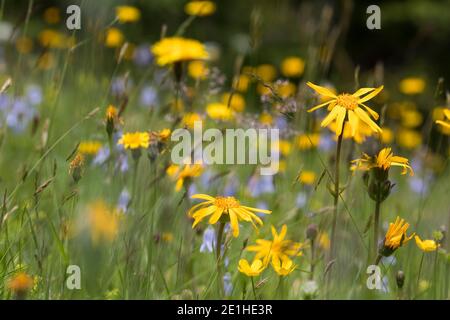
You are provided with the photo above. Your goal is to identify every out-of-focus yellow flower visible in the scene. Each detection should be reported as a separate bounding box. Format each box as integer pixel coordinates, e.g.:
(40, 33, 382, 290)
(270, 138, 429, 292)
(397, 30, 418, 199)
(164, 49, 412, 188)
(182, 112, 202, 129)
(8, 272, 34, 297)
(238, 259, 265, 277)
(184, 1, 216, 16)
(162, 232, 174, 243)
(222, 93, 245, 112)
(116, 6, 141, 23)
(380, 127, 394, 144)
(298, 171, 316, 185)
(37, 52, 55, 70)
(247, 225, 303, 267)
(381, 216, 414, 255)
(296, 133, 320, 150)
(318, 232, 330, 250)
(399, 77, 426, 95)
(189, 194, 271, 237)
(188, 60, 208, 79)
(168, 164, 203, 191)
(281, 56, 305, 78)
(157, 128, 171, 141)
(255, 64, 277, 82)
(78, 141, 102, 155)
(396, 129, 422, 150)
(273, 140, 291, 156)
(273, 256, 296, 276)
(39, 29, 73, 49)
(235, 74, 250, 92)
(206, 102, 234, 121)
(257, 83, 272, 96)
(276, 81, 296, 98)
(400, 109, 423, 128)
(351, 147, 414, 176)
(118, 132, 150, 149)
(87, 200, 121, 244)
(15, 36, 33, 54)
(105, 28, 124, 48)
(151, 37, 208, 66)
(415, 235, 439, 252)
(259, 112, 273, 126)
(43, 7, 60, 24)
(306, 82, 383, 136)
(435, 108, 450, 132)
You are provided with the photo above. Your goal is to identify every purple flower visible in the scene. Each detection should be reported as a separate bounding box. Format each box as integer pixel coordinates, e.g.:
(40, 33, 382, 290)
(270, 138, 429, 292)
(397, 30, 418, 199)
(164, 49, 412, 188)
(223, 273, 233, 296)
(133, 44, 153, 66)
(6, 98, 36, 133)
(247, 174, 274, 197)
(93, 147, 110, 165)
(117, 189, 131, 213)
(200, 226, 216, 253)
(296, 192, 307, 208)
(224, 176, 239, 196)
(25, 85, 43, 106)
(318, 134, 333, 152)
(139, 86, 158, 108)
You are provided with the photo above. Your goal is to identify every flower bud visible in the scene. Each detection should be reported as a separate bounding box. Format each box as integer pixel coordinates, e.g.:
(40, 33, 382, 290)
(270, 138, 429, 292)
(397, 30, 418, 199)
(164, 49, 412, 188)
(396, 270, 405, 289)
(306, 224, 318, 241)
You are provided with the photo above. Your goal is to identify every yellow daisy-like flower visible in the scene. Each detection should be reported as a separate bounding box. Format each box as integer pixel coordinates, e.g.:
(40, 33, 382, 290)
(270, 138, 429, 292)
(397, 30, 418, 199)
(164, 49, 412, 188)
(78, 141, 102, 155)
(184, 1, 216, 16)
(206, 102, 234, 121)
(86, 200, 121, 244)
(182, 112, 202, 129)
(436, 108, 450, 130)
(168, 164, 203, 191)
(272, 256, 296, 276)
(188, 194, 271, 237)
(382, 216, 414, 254)
(296, 133, 320, 150)
(118, 132, 150, 149)
(188, 60, 208, 79)
(246, 225, 303, 267)
(306, 82, 383, 136)
(105, 28, 124, 48)
(414, 236, 439, 252)
(238, 259, 265, 277)
(151, 37, 209, 66)
(298, 171, 316, 185)
(399, 77, 425, 95)
(351, 147, 414, 176)
(115, 6, 141, 23)
(222, 92, 246, 112)
(281, 56, 305, 78)
(329, 119, 374, 144)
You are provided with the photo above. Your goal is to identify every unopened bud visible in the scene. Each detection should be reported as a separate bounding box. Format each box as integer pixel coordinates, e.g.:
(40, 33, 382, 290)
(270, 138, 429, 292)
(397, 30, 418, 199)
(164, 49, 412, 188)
(396, 270, 405, 289)
(306, 224, 318, 241)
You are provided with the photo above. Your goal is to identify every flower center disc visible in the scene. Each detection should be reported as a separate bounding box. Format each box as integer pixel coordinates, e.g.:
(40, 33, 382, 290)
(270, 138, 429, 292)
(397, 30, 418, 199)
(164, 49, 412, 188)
(215, 196, 240, 209)
(336, 94, 358, 110)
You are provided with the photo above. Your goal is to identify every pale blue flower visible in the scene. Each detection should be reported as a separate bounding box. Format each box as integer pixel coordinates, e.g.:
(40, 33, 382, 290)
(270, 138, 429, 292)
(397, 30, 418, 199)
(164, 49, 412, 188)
(200, 226, 216, 253)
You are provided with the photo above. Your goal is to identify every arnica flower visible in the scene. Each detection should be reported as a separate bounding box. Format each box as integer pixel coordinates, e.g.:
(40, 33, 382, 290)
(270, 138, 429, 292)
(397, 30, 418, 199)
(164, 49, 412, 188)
(396, 128, 422, 149)
(399, 77, 425, 95)
(151, 37, 209, 66)
(306, 82, 383, 136)
(184, 1, 216, 17)
(8, 272, 34, 299)
(115, 6, 141, 23)
(351, 147, 414, 176)
(188, 194, 271, 237)
(329, 119, 373, 144)
(255, 64, 277, 82)
(78, 141, 102, 155)
(105, 28, 124, 48)
(118, 132, 150, 149)
(182, 112, 202, 129)
(246, 225, 303, 268)
(222, 92, 246, 112)
(206, 102, 234, 121)
(298, 171, 316, 185)
(296, 133, 320, 150)
(415, 235, 439, 252)
(167, 164, 203, 191)
(436, 108, 450, 131)
(281, 56, 305, 78)
(188, 60, 209, 79)
(380, 217, 414, 256)
(86, 200, 121, 244)
(106, 105, 119, 137)
(238, 259, 265, 277)
(272, 256, 296, 276)
(43, 7, 60, 24)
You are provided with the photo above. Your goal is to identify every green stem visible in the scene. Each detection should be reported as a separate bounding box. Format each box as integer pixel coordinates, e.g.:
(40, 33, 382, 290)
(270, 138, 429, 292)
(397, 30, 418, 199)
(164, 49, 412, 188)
(374, 254, 382, 266)
(251, 277, 257, 299)
(310, 238, 315, 280)
(373, 199, 381, 259)
(416, 252, 425, 288)
(216, 222, 225, 296)
(330, 132, 343, 259)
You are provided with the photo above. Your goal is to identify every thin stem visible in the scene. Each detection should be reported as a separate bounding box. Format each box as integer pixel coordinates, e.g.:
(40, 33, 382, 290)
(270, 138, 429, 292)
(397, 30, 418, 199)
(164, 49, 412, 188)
(374, 254, 382, 266)
(251, 277, 257, 299)
(329, 132, 343, 262)
(373, 199, 381, 259)
(416, 252, 425, 288)
(310, 238, 315, 280)
(216, 222, 225, 296)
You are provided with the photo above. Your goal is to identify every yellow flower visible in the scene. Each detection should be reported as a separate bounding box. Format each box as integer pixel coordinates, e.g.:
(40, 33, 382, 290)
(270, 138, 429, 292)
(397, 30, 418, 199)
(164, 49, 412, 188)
(235, 74, 250, 92)
(276, 81, 296, 98)
(400, 109, 423, 128)
(396, 128, 422, 149)
(182, 112, 202, 129)
(188, 60, 208, 79)
(399, 77, 425, 95)
(238, 259, 265, 277)
(151, 37, 208, 66)
(169, 164, 203, 191)
(298, 171, 316, 185)
(296, 133, 320, 150)
(87, 200, 121, 244)
(106, 105, 118, 120)
(116, 6, 141, 23)
(15, 36, 33, 54)
(206, 102, 234, 121)
(281, 56, 305, 78)
(8, 272, 34, 296)
(118, 132, 150, 149)
(188, 194, 271, 237)
(306, 82, 383, 136)
(39, 29, 73, 49)
(351, 147, 414, 176)
(78, 141, 102, 155)
(43, 7, 61, 24)
(436, 108, 450, 131)
(255, 64, 277, 82)
(37, 52, 55, 70)
(329, 119, 374, 144)
(272, 256, 296, 276)
(273, 140, 291, 157)
(259, 112, 273, 126)
(246, 225, 303, 267)
(105, 28, 124, 48)
(415, 235, 439, 252)
(382, 216, 414, 254)
(318, 232, 330, 251)
(184, 1, 216, 16)
(380, 127, 394, 144)
(157, 128, 171, 141)
(222, 93, 246, 112)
